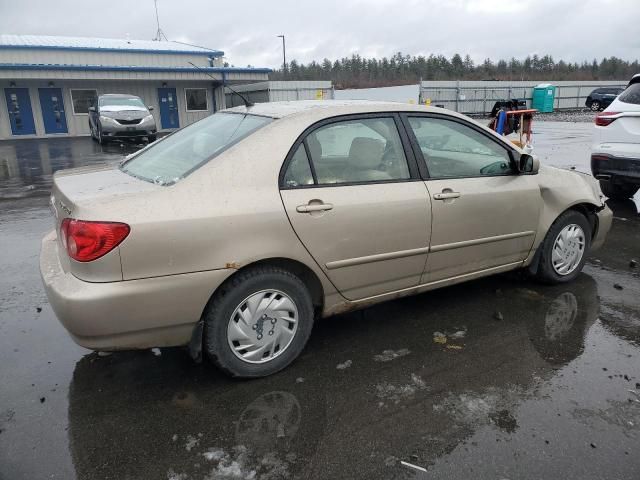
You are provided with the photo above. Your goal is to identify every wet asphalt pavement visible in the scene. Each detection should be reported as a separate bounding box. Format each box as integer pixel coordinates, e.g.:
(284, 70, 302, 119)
(1, 123, 640, 480)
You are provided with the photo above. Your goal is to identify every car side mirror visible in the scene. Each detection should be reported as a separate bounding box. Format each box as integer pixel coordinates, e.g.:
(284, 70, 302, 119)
(147, 106, 154, 111)
(88, 106, 96, 112)
(518, 153, 539, 174)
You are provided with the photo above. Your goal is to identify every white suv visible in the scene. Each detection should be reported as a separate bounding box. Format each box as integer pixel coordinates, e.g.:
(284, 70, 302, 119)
(591, 74, 640, 200)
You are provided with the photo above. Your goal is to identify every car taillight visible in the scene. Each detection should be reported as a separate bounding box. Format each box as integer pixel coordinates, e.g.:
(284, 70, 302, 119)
(595, 112, 620, 126)
(60, 218, 130, 262)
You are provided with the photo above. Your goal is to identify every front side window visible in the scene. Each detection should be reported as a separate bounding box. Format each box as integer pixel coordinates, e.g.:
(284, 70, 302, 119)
(618, 84, 640, 105)
(301, 117, 410, 185)
(408, 117, 513, 178)
(185, 88, 208, 111)
(70, 89, 97, 115)
(121, 113, 271, 185)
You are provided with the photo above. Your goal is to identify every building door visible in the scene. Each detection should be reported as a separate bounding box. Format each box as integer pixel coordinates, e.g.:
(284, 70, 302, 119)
(157, 87, 179, 129)
(38, 88, 68, 134)
(4, 88, 36, 135)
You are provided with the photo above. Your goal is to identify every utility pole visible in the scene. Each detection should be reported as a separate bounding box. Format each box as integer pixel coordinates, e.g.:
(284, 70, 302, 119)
(277, 35, 286, 77)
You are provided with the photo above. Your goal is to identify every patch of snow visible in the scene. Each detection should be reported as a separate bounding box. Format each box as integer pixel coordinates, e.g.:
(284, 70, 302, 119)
(376, 373, 429, 404)
(166, 469, 188, 480)
(336, 360, 352, 370)
(151, 347, 162, 356)
(373, 348, 411, 362)
(185, 434, 200, 452)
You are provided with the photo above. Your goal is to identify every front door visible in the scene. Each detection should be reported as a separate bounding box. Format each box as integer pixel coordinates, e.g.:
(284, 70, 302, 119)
(280, 115, 431, 300)
(38, 88, 68, 134)
(157, 87, 179, 129)
(403, 114, 541, 283)
(4, 88, 36, 135)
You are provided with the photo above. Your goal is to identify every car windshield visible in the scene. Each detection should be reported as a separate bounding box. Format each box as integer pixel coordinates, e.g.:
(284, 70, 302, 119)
(99, 97, 146, 108)
(120, 112, 272, 185)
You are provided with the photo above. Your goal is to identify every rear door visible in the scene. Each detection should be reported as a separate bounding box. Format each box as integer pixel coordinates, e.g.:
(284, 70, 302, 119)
(279, 114, 432, 300)
(402, 114, 541, 283)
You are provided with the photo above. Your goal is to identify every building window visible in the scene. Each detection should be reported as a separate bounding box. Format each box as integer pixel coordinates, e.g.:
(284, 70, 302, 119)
(70, 89, 97, 115)
(185, 88, 208, 112)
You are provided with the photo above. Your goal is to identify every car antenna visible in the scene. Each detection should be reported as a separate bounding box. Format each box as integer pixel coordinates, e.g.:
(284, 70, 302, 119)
(188, 62, 253, 108)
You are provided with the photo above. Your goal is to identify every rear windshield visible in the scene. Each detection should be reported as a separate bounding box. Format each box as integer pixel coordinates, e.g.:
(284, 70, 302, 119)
(618, 84, 640, 105)
(120, 112, 272, 185)
(99, 97, 145, 108)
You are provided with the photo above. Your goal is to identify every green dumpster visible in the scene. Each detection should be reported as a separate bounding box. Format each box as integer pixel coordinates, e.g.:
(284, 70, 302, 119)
(532, 84, 556, 112)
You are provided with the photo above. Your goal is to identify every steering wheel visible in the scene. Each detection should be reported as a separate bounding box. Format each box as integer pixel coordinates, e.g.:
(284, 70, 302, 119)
(480, 161, 510, 175)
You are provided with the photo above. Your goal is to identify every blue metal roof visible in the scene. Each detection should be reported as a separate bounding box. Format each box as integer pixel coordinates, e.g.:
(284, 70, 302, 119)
(0, 34, 224, 57)
(0, 63, 271, 74)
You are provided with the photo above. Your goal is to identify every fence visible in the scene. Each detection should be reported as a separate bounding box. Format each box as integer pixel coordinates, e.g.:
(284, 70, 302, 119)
(418, 80, 627, 114)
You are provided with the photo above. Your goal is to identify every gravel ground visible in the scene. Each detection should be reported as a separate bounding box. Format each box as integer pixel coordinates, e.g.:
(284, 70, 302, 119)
(472, 109, 597, 124)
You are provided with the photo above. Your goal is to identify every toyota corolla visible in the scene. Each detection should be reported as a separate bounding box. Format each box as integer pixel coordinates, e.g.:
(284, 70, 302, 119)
(40, 101, 612, 377)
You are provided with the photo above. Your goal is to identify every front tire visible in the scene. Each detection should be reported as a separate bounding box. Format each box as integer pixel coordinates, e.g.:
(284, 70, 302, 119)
(590, 101, 601, 111)
(535, 210, 591, 284)
(97, 123, 106, 145)
(599, 180, 638, 200)
(204, 266, 314, 378)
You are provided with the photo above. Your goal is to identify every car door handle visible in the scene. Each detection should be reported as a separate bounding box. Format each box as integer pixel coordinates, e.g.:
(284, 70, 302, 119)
(433, 192, 460, 200)
(296, 203, 334, 213)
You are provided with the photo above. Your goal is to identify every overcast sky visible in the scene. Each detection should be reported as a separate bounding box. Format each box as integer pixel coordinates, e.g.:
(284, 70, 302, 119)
(0, 0, 638, 68)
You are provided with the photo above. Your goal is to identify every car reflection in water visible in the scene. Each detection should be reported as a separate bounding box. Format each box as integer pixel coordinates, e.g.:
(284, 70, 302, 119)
(0, 137, 146, 200)
(67, 274, 599, 480)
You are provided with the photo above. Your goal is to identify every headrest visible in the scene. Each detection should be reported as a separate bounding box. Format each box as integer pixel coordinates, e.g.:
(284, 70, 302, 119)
(348, 137, 384, 169)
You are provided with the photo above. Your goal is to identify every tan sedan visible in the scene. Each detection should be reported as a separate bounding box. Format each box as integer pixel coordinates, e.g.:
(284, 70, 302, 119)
(40, 101, 612, 377)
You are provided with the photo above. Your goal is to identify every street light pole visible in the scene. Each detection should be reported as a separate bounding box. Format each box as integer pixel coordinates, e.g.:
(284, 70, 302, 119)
(277, 34, 286, 76)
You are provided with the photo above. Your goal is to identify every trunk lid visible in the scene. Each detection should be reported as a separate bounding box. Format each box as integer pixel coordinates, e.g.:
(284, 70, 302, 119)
(50, 164, 159, 282)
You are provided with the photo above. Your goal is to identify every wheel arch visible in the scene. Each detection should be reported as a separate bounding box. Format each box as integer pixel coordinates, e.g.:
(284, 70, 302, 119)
(189, 257, 325, 363)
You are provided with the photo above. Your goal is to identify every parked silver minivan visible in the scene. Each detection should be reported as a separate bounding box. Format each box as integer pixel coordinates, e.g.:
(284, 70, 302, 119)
(89, 94, 157, 144)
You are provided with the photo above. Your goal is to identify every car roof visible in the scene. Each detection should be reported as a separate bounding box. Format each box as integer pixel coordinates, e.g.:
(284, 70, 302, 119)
(629, 74, 640, 86)
(223, 100, 463, 120)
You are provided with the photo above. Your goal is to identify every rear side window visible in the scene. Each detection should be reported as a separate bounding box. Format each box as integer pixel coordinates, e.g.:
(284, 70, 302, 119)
(301, 117, 410, 185)
(121, 113, 271, 185)
(283, 145, 314, 187)
(618, 84, 640, 105)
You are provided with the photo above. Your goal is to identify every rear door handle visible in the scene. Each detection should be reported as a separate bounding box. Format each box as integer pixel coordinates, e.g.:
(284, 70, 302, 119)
(296, 203, 333, 213)
(433, 192, 460, 200)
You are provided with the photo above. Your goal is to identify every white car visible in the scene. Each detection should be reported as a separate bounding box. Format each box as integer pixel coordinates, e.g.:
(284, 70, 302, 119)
(591, 74, 640, 200)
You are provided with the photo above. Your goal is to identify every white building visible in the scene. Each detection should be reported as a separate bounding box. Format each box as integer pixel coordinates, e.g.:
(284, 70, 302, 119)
(0, 34, 270, 140)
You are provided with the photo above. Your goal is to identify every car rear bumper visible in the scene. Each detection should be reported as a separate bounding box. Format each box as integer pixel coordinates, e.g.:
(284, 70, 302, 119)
(591, 153, 640, 185)
(40, 230, 233, 351)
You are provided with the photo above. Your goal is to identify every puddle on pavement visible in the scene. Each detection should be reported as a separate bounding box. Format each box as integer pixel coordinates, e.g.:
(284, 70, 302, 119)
(54, 270, 639, 480)
(0, 137, 147, 200)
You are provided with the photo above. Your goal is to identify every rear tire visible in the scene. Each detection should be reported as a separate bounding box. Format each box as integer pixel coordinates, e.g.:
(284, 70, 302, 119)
(535, 210, 591, 284)
(590, 101, 601, 111)
(203, 266, 314, 378)
(599, 180, 638, 200)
